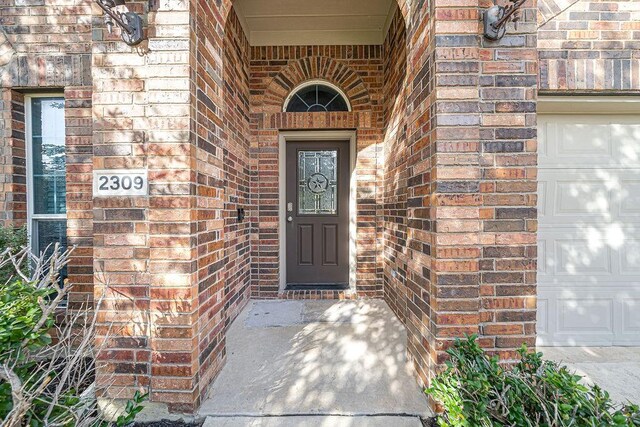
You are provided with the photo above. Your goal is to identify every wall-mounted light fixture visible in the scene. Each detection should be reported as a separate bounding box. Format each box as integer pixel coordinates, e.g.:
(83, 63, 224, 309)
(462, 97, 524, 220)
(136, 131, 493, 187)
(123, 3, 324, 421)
(483, 0, 526, 41)
(95, 0, 144, 46)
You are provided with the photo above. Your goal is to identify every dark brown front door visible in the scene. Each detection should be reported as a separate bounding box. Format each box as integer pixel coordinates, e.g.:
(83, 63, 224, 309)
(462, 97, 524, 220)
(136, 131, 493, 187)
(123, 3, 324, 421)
(286, 140, 350, 288)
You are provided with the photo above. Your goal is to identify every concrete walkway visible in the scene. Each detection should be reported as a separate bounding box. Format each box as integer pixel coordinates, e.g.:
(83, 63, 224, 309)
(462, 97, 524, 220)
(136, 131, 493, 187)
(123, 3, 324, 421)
(542, 347, 640, 404)
(199, 300, 430, 426)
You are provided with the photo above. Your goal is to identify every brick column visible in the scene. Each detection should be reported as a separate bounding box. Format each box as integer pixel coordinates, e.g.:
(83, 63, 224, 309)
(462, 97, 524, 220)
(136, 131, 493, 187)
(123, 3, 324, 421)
(429, 0, 538, 366)
(65, 86, 94, 308)
(477, 2, 538, 359)
(93, 0, 204, 413)
(0, 89, 26, 227)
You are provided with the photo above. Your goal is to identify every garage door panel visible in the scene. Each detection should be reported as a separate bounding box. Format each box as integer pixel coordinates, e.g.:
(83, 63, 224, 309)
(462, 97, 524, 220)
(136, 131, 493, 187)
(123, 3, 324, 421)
(556, 238, 612, 275)
(555, 179, 611, 216)
(613, 123, 640, 168)
(622, 299, 640, 334)
(537, 298, 549, 335)
(539, 169, 640, 225)
(620, 240, 640, 275)
(538, 112, 640, 346)
(539, 119, 613, 166)
(538, 288, 617, 346)
(539, 116, 640, 169)
(620, 179, 640, 217)
(537, 286, 639, 346)
(539, 229, 640, 283)
(559, 298, 614, 333)
(537, 181, 548, 217)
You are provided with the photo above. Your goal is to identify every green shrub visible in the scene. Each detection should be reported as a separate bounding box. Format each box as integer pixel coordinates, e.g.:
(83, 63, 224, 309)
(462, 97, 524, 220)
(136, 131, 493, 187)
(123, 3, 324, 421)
(0, 248, 147, 426)
(0, 225, 28, 284)
(427, 335, 640, 427)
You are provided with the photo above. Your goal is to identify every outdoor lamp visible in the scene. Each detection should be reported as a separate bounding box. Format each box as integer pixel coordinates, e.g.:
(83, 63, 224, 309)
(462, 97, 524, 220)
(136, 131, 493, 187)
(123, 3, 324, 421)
(483, 0, 527, 41)
(95, 0, 145, 46)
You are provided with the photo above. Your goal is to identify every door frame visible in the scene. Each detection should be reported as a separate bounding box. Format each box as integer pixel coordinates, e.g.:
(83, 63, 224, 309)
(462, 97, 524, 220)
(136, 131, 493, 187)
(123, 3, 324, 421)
(278, 130, 357, 293)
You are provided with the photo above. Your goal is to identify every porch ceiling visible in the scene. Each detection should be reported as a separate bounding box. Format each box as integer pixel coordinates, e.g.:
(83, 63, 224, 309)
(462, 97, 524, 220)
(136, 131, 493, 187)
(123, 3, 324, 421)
(232, 0, 397, 46)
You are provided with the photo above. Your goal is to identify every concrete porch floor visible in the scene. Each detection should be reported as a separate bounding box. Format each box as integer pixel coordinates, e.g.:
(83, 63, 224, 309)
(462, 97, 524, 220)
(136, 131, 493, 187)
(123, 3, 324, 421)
(198, 300, 431, 426)
(542, 347, 640, 404)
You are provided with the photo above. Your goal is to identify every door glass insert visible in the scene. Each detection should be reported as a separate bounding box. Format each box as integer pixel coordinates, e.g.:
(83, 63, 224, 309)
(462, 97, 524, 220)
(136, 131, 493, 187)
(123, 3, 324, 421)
(298, 150, 338, 215)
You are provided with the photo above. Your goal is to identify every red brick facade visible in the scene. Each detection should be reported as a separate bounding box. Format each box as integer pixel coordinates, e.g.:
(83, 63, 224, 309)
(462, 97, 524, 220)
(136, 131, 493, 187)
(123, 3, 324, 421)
(0, 89, 26, 226)
(0, 0, 638, 414)
(539, 0, 640, 91)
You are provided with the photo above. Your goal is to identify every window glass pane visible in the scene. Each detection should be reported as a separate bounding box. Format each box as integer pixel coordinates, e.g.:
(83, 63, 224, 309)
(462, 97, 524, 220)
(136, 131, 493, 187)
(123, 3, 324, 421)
(298, 150, 338, 215)
(286, 84, 349, 113)
(35, 220, 68, 280)
(31, 98, 66, 215)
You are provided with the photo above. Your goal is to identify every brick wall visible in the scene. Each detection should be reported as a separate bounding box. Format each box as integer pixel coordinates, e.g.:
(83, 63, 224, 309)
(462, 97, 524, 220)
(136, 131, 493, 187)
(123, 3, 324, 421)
(64, 86, 93, 308)
(381, 0, 539, 388)
(0, 0, 92, 87)
(92, 0, 204, 411)
(248, 46, 385, 298)
(539, 0, 640, 91)
(0, 0, 546, 414)
(382, 5, 409, 331)
(0, 89, 26, 226)
(392, 0, 438, 388)
(222, 10, 252, 327)
(0, 0, 93, 304)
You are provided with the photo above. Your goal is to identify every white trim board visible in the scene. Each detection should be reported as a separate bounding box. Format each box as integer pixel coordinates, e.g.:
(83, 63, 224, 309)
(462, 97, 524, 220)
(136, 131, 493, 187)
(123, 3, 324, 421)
(538, 96, 640, 114)
(278, 130, 357, 293)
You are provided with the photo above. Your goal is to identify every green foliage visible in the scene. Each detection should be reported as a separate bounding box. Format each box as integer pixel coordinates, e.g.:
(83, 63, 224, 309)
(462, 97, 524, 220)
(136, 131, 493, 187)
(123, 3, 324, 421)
(427, 335, 640, 427)
(0, 277, 148, 426)
(0, 281, 55, 361)
(0, 279, 58, 424)
(115, 391, 149, 427)
(0, 225, 28, 284)
(93, 391, 149, 427)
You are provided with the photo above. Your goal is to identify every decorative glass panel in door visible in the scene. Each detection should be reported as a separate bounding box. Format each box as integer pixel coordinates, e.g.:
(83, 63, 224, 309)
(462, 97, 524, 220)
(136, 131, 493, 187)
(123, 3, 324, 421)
(298, 150, 338, 215)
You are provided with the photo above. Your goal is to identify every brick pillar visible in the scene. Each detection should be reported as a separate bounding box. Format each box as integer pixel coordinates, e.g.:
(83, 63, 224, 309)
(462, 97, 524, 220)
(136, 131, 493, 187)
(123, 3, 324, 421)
(0, 89, 26, 227)
(65, 86, 94, 308)
(93, 0, 205, 413)
(477, 2, 538, 359)
(429, 0, 538, 366)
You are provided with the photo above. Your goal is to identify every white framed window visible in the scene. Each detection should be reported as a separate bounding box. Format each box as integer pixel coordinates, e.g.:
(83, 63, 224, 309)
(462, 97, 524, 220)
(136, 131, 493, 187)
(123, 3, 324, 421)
(284, 80, 351, 113)
(25, 95, 68, 267)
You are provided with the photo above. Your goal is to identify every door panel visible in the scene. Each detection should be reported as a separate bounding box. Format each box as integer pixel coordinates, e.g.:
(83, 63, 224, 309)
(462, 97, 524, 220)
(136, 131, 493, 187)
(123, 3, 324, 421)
(322, 224, 338, 266)
(286, 141, 350, 287)
(298, 224, 314, 266)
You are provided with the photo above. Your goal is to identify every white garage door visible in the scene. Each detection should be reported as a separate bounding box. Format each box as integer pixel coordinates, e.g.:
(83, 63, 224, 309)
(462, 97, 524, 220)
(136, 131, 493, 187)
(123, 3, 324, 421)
(537, 110, 640, 346)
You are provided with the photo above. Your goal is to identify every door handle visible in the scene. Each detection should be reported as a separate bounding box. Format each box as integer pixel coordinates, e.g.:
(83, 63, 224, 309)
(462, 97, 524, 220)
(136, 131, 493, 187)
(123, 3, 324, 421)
(287, 216, 293, 223)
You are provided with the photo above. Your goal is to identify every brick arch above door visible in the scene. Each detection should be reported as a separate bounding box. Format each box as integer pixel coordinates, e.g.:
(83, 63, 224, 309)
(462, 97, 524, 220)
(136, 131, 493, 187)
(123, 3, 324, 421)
(255, 56, 374, 114)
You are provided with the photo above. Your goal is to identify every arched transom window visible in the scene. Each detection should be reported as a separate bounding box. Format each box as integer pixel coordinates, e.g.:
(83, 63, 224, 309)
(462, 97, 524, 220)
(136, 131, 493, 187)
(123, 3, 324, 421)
(284, 81, 351, 113)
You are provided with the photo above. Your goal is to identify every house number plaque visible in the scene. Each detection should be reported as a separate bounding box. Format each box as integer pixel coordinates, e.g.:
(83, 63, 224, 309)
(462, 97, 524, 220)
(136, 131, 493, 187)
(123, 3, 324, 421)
(93, 169, 148, 197)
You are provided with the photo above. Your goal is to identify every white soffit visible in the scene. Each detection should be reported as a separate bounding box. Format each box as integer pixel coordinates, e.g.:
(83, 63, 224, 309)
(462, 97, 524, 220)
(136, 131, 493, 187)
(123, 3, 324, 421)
(233, 0, 398, 46)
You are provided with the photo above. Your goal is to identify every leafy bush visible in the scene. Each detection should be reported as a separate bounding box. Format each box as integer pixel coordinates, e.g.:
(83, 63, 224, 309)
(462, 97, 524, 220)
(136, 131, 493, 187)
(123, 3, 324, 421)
(0, 247, 147, 427)
(427, 335, 640, 427)
(0, 225, 28, 284)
